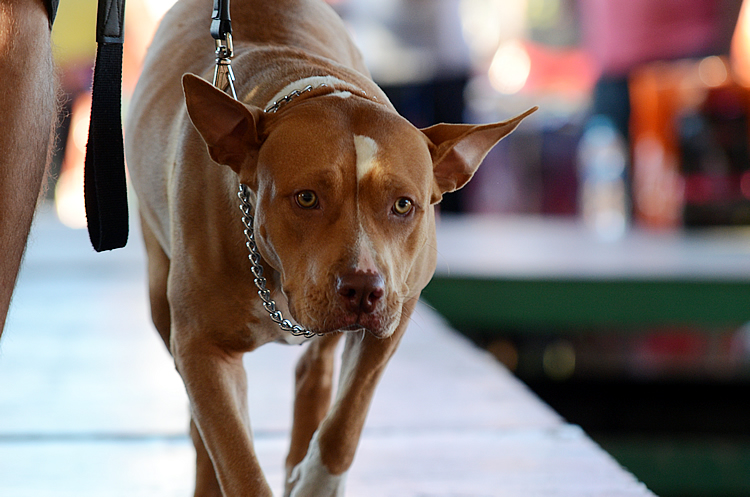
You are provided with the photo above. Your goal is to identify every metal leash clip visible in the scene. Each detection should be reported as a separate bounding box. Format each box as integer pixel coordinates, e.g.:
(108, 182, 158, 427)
(213, 35, 237, 99)
(211, 0, 237, 99)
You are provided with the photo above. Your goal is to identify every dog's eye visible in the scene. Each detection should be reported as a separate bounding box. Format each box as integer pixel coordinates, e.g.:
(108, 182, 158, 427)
(295, 190, 319, 209)
(393, 197, 413, 216)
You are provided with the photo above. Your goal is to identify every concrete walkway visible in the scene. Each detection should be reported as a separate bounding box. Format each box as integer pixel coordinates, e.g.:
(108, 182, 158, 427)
(0, 206, 654, 496)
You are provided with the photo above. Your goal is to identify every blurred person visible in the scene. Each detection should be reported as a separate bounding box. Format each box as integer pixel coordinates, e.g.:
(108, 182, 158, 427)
(579, 0, 742, 141)
(578, 0, 742, 228)
(0, 0, 58, 335)
(333, 0, 472, 212)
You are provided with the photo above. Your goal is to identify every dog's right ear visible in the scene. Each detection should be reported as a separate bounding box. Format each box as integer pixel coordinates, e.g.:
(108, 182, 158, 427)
(421, 107, 537, 204)
(182, 73, 263, 175)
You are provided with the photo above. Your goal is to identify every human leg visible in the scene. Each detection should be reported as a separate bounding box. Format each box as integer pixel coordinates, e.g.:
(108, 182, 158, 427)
(0, 0, 57, 334)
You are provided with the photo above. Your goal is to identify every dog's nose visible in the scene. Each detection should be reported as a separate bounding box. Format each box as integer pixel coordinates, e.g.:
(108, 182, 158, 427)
(337, 271, 384, 314)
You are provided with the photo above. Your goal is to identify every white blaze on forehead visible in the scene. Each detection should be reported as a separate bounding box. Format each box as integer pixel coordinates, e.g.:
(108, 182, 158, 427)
(352, 135, 392, 281)
(353, 135, 383, 275)
(353, 134, 379, 182)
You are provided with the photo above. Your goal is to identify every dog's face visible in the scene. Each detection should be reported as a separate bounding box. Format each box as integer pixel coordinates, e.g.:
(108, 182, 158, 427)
(183, 74, 535, 338)
(252, 97, 437, 337)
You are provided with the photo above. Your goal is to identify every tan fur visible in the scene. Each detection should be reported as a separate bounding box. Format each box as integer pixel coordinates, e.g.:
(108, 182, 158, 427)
(125, 0, 534, 495)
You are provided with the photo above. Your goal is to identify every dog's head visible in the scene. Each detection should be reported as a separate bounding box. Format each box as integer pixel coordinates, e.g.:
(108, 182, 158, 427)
(183, 74, 534, 338)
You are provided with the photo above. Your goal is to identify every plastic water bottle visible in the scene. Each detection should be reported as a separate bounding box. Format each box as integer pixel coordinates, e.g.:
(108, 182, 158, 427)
(577, 115, 629, 241)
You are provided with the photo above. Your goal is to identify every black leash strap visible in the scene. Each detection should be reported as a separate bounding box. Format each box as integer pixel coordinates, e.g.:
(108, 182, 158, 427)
(84, 0, 128, 252)
(211, 0, 231, 41)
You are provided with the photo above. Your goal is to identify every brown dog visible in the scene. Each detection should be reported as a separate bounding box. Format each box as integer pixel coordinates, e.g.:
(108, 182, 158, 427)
(125, 0, 534, 495)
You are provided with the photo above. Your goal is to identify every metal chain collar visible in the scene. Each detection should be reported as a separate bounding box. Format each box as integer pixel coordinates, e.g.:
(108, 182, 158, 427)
(212, 5, 319, 339)
(238, 184, 320, 339)
(264, 81, 372, 114)
(265, 83, 325, 114)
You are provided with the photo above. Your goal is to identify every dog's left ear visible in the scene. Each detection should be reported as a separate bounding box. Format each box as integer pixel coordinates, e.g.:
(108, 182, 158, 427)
(182, 73, 264, 175)
(421, 107, 537, 203)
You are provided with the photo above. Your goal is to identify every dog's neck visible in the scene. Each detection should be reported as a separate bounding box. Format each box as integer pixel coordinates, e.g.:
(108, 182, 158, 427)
(259, 75, 375, 114)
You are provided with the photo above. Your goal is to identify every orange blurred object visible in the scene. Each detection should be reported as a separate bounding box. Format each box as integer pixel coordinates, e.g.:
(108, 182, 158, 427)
(629, 56, 750, 229)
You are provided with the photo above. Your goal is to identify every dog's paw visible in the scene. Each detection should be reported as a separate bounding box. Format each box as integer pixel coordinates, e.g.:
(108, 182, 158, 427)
(285, 464, 346, 497)
(284, 432, 347, 497)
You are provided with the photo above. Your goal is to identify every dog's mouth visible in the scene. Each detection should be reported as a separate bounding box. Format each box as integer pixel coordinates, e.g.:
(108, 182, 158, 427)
(287, 296, 396, 339)
(329, 314, 390, 337)
(308, 314, 390, 338)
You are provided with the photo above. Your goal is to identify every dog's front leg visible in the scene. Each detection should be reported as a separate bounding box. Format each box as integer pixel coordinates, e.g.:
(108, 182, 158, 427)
(190, 418, 222, 497)
(285, 298, 417, 497)
(286, 333, 343, 479)
(173, 331, 273, 497)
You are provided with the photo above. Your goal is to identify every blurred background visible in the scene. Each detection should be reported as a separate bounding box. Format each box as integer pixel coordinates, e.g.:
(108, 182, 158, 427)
(44, 0, 750, 496)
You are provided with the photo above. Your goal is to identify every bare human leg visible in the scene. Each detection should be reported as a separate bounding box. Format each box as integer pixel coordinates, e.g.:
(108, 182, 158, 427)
(0, 0, 57, 335)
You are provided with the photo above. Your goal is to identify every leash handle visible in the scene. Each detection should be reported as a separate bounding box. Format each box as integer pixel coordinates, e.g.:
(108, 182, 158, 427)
(84, 0, 128, 251)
